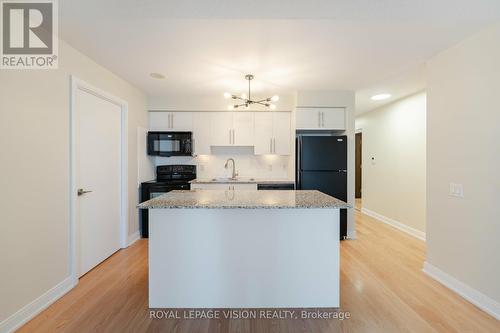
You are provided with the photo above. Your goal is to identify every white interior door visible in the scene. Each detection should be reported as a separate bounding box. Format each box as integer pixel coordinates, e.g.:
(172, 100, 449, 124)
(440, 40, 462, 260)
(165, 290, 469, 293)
(76, 89, 122, 277)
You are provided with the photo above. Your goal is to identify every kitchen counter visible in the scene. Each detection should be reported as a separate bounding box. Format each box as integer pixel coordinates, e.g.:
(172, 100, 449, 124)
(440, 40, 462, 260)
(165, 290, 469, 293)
(144, 189, 346, 308)
(189, 178, 294, 185)
(138, 189, 349, 209)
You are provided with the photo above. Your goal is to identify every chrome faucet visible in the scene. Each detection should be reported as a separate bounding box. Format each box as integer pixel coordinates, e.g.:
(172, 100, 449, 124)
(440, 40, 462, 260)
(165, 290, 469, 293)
(224, 158, 238, 179)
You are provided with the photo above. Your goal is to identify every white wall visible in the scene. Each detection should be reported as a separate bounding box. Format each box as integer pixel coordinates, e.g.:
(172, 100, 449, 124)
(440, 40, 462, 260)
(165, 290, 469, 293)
(355, 92, 426, 235)
(296, 91, 356, 238)
(0, 40, 149, 327)
(426, 23, 500, 317)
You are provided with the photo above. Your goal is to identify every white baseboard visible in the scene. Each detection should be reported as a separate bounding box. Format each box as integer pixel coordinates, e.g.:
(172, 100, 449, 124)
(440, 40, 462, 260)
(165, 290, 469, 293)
(423, 262, 500, 320)
(0, 276, 75, 333)
(361, 207, 426, 241)
(127, 230, 140, 247)
(346, 230, 357, 240)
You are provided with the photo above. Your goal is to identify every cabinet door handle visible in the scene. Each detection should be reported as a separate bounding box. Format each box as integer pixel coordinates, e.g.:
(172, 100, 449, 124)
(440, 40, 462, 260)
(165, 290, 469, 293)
(229, 129, 231, 144)
(273, 138, 276, 154)
(321, 112, 325, 127)
(318, 112, 321, 127)
(171, 113, 174, 128)
(270, 138, 273, 153)
(232, 129, 235, 144)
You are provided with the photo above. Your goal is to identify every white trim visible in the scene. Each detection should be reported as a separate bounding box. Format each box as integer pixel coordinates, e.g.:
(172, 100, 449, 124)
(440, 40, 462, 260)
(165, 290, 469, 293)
(346, 230, 357, 240)
(423, 262, 500, 320)
(0, 277, 75, 333)
(70, 76, 129, 283)
(361, 207, 426, 241)
(127, 230, 141, 246)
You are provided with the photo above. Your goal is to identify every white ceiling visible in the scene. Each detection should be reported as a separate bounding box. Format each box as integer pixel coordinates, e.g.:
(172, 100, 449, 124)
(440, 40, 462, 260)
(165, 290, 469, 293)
(59, 0, 500, 113)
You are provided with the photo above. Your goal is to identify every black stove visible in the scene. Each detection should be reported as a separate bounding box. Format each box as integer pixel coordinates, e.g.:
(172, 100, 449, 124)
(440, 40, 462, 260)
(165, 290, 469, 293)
(140, 165, 196, 237)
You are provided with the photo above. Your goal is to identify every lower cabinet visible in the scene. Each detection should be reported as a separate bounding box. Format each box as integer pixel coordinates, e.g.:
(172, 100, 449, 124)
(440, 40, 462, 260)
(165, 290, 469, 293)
(190, 183, 258, 190)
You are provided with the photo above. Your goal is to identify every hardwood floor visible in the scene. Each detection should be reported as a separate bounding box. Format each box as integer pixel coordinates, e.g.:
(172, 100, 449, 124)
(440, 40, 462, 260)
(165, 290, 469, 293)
(18, 210, 500, 333)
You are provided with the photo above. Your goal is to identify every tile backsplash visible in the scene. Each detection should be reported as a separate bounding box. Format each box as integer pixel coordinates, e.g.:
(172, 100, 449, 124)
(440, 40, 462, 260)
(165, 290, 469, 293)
(154, 147, 291, 180)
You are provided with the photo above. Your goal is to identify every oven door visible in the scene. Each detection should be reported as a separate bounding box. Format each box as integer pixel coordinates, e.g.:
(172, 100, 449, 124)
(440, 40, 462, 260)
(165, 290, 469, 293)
(140, 182, 190, 238)
(147, 132, 192, 157)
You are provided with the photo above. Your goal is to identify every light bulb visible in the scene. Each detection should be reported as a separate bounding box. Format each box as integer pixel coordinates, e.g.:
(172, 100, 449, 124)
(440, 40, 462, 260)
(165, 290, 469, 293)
(227, 105, 234, 110)
(224, 92, 231, 99)
(271, 95, 279, 102)
(269, 104, 276, 110)
(241, 93, 248, 100)
(371, 93, 391, 101)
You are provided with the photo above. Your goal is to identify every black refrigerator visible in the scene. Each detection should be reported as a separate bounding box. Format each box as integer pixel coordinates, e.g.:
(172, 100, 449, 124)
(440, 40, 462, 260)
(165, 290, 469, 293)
(296, 135, 348, 239)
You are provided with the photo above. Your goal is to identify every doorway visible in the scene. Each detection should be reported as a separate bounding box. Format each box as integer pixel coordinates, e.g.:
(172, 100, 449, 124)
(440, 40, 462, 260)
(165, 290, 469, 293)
(70, 76, 128, 282)
(355, 132, 362, 209)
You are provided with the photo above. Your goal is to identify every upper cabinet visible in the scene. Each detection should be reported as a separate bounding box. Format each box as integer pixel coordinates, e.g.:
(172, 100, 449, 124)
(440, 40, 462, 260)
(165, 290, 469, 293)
(211, 112, 255, 146)
(254, 112, 291, 155)
(210, 112, 234, 146)
(149, 112, 193, 131)
(296, 107, 345, 130)
(233, 112, 254, 146)
(193, 112, 212, 155)
(149, 111, 292, 155)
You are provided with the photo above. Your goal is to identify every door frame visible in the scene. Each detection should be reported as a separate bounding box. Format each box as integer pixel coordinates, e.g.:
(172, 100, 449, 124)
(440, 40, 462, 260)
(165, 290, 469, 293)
(69, 76, 129, 285)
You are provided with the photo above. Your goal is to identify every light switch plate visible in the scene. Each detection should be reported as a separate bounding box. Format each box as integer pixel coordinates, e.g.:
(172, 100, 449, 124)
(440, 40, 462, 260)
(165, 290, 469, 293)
(449, 183, 464, 198)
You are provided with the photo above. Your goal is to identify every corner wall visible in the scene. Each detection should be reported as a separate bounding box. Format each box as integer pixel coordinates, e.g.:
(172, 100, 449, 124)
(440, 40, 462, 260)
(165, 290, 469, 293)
(355, 92, 426, 237)
(426, 23, 500, 318)
(0, 40, 149, 330)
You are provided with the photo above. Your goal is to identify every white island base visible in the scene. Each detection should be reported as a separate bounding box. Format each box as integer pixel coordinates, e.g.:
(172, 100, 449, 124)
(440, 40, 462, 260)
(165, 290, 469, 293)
(149, 208, 340, 308)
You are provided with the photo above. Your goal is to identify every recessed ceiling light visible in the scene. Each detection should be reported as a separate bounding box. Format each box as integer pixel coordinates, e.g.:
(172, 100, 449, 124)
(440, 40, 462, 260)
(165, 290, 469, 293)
(150, 72, 166, 79)
(371, 93, 391, 101)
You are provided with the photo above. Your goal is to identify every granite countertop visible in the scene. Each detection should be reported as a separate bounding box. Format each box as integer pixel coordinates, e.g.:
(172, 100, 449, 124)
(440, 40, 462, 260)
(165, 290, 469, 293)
(137, 189, 351, 209)
(190, 178, 295, 185)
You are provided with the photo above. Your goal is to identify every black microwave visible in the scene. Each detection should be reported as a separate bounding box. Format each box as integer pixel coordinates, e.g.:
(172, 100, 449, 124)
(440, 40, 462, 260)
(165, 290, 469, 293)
(147, 131, 192, 157)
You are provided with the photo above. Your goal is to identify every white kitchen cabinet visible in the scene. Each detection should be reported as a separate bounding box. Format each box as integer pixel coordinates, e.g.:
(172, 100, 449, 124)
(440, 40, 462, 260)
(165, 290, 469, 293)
(321, 108, 345, 129)
(296, 107, 345, 130)
(170, 112, 193, 131)
(149, 112, 193, 131)
(233, 112, 254, 145)
(149, 112, 170, 131)
(192, 112, 212, 155)
(210, 112, 233, 145)
(254, 112, 291, 155)
(190, 183, 257, 190)
(254, 112, 274, 154)
(273, 112, 291, 155)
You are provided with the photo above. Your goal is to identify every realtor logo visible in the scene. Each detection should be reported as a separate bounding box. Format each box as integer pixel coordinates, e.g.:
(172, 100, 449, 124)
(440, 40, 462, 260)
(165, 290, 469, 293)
(1, 0, 58, 69)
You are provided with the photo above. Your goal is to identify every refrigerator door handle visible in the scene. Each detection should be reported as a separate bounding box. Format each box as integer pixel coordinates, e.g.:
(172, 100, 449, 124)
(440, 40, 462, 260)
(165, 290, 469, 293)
(296, 136, 302, 188)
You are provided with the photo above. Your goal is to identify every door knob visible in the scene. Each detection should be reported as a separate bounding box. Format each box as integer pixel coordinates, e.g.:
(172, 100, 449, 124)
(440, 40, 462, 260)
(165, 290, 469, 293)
(77, 188, 93, 196)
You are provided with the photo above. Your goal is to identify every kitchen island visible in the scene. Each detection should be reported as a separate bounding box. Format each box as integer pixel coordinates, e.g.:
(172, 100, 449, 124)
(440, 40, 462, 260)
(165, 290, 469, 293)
(138, 189, 350, 309)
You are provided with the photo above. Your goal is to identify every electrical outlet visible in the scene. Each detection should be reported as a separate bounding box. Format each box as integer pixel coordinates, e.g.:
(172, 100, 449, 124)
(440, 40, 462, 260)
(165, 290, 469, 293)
(268, 164, 273, 171)
(449, 183, 464, 198)
(199, 164, 205, 172)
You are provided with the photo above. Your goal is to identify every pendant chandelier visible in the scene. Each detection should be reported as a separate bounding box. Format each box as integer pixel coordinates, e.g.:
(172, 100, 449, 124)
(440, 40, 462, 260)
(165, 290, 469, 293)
(224, 74, 279, 110)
